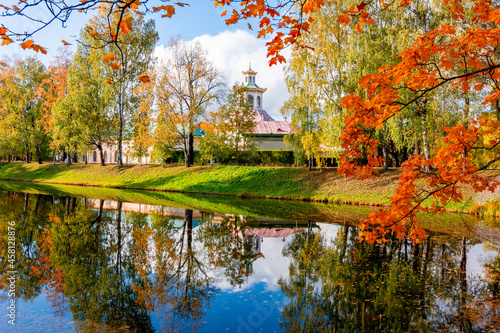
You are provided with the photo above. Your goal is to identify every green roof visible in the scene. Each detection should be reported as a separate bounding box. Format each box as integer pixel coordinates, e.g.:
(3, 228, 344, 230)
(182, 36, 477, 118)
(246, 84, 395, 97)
(244, 82, 265, 90)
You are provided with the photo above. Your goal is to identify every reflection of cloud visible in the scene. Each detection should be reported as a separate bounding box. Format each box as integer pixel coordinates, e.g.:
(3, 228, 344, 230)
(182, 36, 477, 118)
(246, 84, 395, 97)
(316, 223, 342, 242)
(154, 30, 290, 120)
(245, 238, 292, 291)
(207, 224, 342, 292)
(467, 243, 498, 277)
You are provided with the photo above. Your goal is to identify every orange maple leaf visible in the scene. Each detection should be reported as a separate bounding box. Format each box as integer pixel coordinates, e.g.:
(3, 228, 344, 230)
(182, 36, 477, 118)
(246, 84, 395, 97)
(119, 20, 133, 34)
(102, 52, 115, 63)
(20, 39, 34, 50)
(61, 40, 71, 46)
(1, 35, 13, 45)
(110, 62, 122, 70)
(153, 5, 176, 18)
(138, 75, 150, 83)
(129, 0, 141, 9)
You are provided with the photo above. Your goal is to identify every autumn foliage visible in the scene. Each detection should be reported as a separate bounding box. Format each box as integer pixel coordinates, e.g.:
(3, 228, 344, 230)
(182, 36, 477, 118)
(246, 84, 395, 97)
(337, 1, 500, 243)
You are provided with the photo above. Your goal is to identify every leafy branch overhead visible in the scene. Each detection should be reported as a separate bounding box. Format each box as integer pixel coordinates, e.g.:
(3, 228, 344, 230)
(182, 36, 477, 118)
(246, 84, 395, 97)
(0, 1, 327, 66)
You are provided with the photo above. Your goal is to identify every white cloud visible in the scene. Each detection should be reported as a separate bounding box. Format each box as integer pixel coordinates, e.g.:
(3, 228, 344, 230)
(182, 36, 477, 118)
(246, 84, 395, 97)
(154, 30, 290, 120)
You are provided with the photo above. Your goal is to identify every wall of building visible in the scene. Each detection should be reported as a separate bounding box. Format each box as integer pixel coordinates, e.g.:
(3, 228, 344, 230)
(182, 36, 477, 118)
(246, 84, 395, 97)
(252, 136, 292, 151)
(86, 141, 153, 165)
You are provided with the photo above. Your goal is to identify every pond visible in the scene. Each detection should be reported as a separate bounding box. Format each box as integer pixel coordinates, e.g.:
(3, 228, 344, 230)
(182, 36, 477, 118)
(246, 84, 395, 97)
(0, 181, 499, 332)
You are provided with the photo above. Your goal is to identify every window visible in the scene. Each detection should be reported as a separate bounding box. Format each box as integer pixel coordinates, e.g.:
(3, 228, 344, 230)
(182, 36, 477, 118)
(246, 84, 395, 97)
(248, 95, 254, 108)
(93, 151, 96, 162)
(114, 151, 118, 162)
(257, 96, 261, 108)
(103, 152, 107, 162)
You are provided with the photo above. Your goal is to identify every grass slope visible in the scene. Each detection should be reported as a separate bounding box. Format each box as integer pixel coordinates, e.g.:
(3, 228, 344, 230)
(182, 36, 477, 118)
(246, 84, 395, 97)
(0, 163, 400, 205)
(0, 162, 497, 212)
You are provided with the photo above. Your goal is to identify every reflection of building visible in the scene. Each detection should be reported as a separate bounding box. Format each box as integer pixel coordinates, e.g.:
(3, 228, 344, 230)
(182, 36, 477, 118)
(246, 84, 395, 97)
(85, 199, 207, 228)
(229, 223, 305, 280)
(242, 65, 292, 151)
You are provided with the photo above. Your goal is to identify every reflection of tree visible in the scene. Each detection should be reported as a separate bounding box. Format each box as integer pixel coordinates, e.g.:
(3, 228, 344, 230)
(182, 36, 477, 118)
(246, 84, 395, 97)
(1, 189, 499, 332)
(0, 191, 53, 301)
(197, 215, 258, 287)
(279, 227, 328, 331)
(469, 247, 500, 331)
(133, 209, 213, 332)
(279, 224, 496, 332)
(49, 199, 153, 332)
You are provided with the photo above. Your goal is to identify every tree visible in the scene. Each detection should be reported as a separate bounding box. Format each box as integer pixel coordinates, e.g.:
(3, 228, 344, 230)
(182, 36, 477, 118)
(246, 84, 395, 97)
(155, 38, 225, 167)
(53, 27, 116, 166)
(337, 2, 500, 243)
(0, 57, 49, 163)
(200, 83, 256, 165)
(130, 77, 154, 165)
(94, 11, 158, 166)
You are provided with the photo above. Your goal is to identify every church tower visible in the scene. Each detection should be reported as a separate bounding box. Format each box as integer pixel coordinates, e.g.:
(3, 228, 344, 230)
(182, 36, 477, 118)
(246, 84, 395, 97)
(242, 64, 267, 111)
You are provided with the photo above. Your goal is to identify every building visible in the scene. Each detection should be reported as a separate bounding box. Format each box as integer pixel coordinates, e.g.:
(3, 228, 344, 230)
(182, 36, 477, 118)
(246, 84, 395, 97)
(242, 65, 292, 150)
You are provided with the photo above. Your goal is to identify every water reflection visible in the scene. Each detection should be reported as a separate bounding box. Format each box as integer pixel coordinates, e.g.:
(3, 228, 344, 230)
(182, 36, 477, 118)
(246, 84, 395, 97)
(0, 190, 498, 332)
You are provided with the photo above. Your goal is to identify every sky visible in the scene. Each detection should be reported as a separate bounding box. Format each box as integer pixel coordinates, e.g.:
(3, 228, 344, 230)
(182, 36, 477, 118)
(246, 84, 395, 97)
(0, 1, 291, 119)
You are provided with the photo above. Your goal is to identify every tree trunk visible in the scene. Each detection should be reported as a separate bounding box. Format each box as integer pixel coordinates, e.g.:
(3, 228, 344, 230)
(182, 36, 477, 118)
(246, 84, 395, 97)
(25, 147, 30, 163)
(382, 143, 388, 171)
(188, 131, 194, 165)
(184, 139, 191, 168)
(83, 154, 87, 165)
(463, 94, 470, 126)
(66, 144, 72, 166)
(35, 143, 43, 164)
(419, 100, 430, 172)
(99, 146, 105, 166)
(117, 91, 124, 166)
(235, 144, 239, 166)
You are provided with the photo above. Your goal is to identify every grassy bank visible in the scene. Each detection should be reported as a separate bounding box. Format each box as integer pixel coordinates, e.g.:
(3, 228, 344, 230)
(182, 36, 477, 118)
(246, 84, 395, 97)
(0, 162, 497, 212)
(0, 162, 401, 204)
(0, 179, 496, 240)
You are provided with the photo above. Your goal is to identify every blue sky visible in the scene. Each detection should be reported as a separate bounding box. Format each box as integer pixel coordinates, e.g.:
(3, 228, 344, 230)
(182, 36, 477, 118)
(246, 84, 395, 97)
(0, 1, 290, 119)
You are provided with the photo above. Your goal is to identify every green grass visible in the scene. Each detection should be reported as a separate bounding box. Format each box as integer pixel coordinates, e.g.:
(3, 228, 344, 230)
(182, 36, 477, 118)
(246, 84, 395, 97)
(0, 162, 398, 204)
(0, 162, 498, 213)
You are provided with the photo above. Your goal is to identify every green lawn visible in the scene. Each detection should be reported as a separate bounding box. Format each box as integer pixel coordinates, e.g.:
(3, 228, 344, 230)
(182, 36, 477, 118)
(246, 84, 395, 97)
(0, 162, 497, 213)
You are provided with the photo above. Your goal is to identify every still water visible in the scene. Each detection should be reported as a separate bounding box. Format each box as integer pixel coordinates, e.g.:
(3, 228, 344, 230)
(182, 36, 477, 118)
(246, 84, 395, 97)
(0, 183, 499, 332)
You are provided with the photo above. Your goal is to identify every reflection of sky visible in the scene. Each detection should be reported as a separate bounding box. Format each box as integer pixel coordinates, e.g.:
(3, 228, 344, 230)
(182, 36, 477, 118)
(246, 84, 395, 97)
(0, 290, 74, 333)
(149, 282, 289, 333)
(210, 223, 342, 292)
(467, 242, 498, 277)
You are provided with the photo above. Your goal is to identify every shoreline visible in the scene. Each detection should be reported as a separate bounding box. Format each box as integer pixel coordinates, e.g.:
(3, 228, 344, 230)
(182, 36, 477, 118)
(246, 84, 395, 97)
(0, 162, 497, 214)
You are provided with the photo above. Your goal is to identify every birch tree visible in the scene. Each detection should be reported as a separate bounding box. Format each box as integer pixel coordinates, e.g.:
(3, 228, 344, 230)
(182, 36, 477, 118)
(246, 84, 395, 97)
(155, 38, 225, 167)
